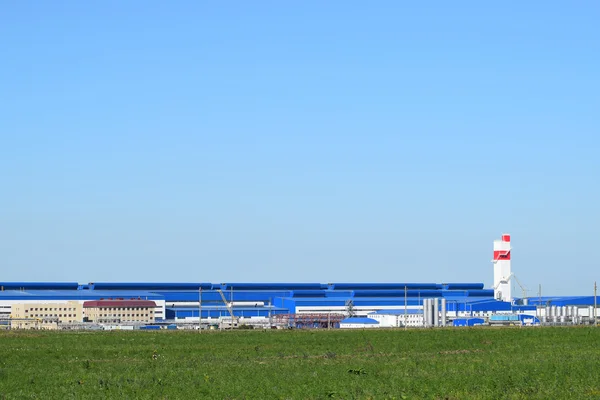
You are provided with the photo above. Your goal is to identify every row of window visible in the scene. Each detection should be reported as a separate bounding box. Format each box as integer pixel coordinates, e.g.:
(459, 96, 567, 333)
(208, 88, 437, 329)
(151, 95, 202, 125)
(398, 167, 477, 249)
(96, 314, 150, 318)
(30, 314, 75, 318)
(97, 307, 151, 311)
(25, 307, 76, 312)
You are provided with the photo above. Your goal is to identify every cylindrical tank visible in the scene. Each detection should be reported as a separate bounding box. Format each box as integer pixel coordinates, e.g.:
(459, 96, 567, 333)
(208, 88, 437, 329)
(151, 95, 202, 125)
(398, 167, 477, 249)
(545, 306, 550, 318)
(552, 306, 557, 318)
(429, 299, 434, 326)
(429, 299, 434, 327)
(441, 298, 447, 327)
(424, 299, 430, 327)
(562, 306, 568, 317)
(433, 298, 439, 327)
(589, 306, 594, 319)
(523, 298, 529, 306)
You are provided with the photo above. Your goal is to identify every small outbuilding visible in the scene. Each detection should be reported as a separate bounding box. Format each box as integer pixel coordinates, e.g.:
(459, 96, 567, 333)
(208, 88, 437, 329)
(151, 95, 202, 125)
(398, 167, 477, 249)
(339, 317, 379, 329)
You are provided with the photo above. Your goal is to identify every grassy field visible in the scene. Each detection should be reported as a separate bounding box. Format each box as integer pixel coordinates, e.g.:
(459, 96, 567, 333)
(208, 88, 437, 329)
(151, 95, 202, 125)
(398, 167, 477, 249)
(1, 327, 599, 399)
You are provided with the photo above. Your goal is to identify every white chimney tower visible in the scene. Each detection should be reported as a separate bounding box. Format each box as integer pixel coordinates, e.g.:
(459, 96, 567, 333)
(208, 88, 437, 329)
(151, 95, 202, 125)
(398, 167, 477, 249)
(493, 233, 512, 302)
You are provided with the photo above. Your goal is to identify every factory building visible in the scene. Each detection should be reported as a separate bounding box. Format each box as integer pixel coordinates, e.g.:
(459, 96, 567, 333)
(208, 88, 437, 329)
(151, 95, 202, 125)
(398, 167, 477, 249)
(0, 287, 166, 322)
(340, 317, 379, 329)
(368, 309, 424, 328)
(10, 301, 83, 330)
(1, 234, 598, 329)
(83, 300, 157, 323)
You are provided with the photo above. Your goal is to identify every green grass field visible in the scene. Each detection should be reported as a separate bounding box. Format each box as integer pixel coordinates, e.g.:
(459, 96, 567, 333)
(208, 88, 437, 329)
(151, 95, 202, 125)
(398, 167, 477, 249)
(1, 327, 599, 399)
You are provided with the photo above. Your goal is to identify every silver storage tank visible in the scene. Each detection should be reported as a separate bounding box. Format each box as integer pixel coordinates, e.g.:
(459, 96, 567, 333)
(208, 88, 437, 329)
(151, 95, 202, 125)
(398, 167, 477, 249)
(441, 298, 447, 327)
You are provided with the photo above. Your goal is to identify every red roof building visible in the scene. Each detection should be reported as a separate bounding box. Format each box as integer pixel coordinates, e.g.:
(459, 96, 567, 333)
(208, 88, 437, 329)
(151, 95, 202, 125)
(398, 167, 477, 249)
(83, 299, 157, 323)
(83, 300, 156, 308)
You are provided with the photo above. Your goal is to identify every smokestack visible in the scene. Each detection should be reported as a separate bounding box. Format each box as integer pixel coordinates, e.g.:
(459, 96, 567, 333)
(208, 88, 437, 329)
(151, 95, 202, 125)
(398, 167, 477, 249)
(493, 233, 512, 302)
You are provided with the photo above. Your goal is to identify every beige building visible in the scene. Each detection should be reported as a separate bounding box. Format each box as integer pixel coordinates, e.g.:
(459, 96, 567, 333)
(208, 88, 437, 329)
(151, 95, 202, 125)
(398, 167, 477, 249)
(11, 301, 83, 330)
(83, 300, 156, 323)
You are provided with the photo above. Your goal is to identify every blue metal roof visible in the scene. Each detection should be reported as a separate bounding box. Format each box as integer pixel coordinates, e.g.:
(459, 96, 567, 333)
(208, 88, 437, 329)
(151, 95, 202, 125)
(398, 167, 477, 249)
(290, 290, 327, 298)
(465, 289, 495, 297)
(165, 305, 286, 312)
(340, 317, 379, 324)
(0, 282, 79, 290)
(331, 283, 439, 290)
(443, 283, 485, 290)
(89, 282, 211, 291)
(219, 283, 323, 291)
(353, 289, 444, 298)
(0, 290, 163, 301)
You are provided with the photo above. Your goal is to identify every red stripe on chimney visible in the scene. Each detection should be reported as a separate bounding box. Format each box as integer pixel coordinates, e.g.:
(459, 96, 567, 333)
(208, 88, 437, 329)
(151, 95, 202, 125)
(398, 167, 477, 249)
(493, 250, 511, 261)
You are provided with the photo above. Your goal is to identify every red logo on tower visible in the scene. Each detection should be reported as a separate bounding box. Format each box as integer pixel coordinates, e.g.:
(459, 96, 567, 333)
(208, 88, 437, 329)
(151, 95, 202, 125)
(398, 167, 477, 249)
(493, 250, 511, 261)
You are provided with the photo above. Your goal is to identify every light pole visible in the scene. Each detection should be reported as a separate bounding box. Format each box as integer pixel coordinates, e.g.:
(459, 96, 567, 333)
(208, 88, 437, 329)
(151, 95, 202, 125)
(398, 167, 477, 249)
(198, 286, 202, 332)
(404, 285, 407, 330)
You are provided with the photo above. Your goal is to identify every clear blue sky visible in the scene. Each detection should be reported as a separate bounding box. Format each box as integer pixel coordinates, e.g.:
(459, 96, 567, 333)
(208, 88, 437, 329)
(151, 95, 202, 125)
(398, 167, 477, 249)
(0, 2, 598, 296)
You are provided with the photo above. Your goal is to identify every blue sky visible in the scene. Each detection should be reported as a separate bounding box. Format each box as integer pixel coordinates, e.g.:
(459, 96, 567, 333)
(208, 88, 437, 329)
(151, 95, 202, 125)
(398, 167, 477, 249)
(0, 2, 598, 295)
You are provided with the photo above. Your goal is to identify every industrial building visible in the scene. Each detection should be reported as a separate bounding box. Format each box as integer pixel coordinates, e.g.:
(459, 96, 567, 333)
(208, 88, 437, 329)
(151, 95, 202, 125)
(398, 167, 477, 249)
(340, 317, 379, 329)
(368, 309, 424, 328)
(10, 301, 83, 330)
(1, 234, 598, 329)
(83, 299, 157, 323)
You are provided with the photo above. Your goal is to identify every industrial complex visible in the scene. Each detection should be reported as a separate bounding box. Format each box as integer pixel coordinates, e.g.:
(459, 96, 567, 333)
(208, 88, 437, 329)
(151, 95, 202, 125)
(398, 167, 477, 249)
(1, 234, 597, 330)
